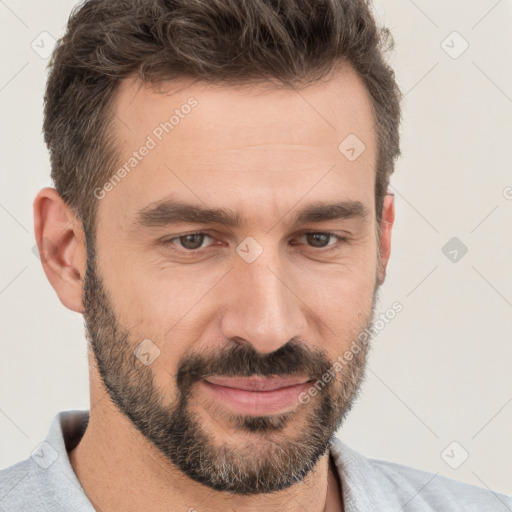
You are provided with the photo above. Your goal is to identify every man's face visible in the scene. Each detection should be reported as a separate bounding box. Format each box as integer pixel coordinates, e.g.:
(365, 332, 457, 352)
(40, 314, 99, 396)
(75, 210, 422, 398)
(83, 64, 384, 494)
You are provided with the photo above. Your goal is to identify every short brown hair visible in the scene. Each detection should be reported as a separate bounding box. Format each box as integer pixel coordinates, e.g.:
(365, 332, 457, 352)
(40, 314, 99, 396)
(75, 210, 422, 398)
(43, 0, 401, 241)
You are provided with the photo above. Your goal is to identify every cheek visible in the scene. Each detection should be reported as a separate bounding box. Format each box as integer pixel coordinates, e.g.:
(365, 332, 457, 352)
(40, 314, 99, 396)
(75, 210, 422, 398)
(100, 223, 377, 361)
(306, 272, 375, 331)
(291, 252, 377, 350)
(109, 265, 218, 372)
(104, 250, 192, 325)
(295, 238, 377, 303)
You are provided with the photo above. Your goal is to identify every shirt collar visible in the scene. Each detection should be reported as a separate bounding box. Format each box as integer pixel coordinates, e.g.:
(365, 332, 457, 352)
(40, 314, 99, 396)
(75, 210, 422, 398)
(329, 435, 413, 511)
(41, 409, 399, 511)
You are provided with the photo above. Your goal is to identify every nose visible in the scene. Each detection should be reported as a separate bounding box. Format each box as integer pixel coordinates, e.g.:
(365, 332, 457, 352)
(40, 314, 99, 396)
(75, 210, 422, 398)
(219, 247, 306, 355)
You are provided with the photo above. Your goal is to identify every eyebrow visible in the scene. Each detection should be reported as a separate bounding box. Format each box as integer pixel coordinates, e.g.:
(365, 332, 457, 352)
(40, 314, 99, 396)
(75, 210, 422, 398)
(134, 198, 370, 230)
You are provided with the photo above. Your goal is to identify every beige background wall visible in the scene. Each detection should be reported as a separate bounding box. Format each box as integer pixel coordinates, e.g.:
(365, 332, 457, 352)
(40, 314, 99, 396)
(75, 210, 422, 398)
(1, 0, 511, 495)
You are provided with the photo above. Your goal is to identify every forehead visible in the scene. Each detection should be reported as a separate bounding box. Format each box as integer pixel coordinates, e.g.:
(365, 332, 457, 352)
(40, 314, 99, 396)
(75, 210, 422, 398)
(100, 63, 377, 229)
(112, 63, 375, 149)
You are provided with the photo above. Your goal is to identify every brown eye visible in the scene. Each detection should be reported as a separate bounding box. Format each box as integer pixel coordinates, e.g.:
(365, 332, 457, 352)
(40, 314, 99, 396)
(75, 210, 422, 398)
(162, 232, 213, 251)
(305, 233, 332, 248)
(296, 232, 346, 249)
(179, 234, 206, 250)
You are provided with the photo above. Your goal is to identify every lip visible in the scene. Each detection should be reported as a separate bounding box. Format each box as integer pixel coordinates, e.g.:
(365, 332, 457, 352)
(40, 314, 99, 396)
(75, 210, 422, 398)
(200, 376, 312, 416)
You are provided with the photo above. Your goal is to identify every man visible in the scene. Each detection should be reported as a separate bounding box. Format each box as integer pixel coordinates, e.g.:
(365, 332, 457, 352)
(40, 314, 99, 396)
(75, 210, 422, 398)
(0, 0, 510, 511)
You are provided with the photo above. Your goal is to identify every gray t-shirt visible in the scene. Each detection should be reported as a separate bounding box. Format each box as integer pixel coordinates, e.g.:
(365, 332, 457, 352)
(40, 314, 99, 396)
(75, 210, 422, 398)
(0, 410, 510, 511)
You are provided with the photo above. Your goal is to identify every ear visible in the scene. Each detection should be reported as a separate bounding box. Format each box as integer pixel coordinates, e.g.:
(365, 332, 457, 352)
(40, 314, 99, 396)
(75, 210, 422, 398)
(377, 193, 395, 286)
(33, 187, 87, 313)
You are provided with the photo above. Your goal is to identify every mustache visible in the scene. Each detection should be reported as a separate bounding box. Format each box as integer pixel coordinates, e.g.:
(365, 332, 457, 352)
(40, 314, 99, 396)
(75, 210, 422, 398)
(175, 338, 333, 392)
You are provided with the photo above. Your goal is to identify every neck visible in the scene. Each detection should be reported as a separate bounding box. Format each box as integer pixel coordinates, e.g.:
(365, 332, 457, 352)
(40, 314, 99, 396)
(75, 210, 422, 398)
(69, 390, 343, 512)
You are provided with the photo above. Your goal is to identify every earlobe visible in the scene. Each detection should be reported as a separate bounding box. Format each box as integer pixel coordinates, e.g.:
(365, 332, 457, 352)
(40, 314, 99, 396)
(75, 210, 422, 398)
(377, 193, 395, 286)
(33, 187, 87, 313)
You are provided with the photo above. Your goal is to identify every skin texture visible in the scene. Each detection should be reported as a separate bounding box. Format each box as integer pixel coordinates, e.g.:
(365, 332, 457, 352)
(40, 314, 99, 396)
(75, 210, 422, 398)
(33, 62, 394, 512)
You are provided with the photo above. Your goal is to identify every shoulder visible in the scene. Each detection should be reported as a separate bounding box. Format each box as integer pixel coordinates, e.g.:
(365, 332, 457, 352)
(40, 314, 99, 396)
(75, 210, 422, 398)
(0, 457, 36, 509)
(0, 410, 93, 511)
(0, 453, 93, 512)
(372, 457, 511, 509)
(330, 437, 512, 511)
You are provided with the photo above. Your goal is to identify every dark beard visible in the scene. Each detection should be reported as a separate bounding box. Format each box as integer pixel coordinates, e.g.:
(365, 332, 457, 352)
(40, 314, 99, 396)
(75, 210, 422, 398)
(82, 237, 377, 494)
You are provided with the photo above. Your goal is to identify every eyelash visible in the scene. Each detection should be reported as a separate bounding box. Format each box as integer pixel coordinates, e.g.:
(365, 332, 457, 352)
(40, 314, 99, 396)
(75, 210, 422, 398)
(160, 231, 348, 253)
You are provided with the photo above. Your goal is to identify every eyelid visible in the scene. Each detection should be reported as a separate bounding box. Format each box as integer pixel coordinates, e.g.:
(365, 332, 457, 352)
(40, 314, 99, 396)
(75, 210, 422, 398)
(160, 231, 215, 250)
(295, 231, 348, 250)
(160, 230, 349, 253)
